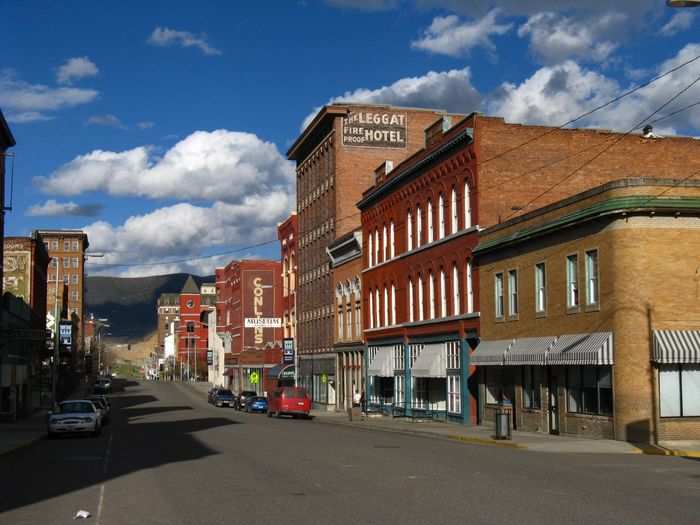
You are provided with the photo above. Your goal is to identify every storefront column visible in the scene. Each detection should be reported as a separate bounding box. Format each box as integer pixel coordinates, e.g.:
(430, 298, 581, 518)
(461, 339, 471, 426)
(404, 343, 412, 417)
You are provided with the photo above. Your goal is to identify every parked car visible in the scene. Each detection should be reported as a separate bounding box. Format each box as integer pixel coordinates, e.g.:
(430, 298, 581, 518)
(212, 389, 235, 407)
(207, 387, 220, 404)
(88, 396, 110, 424)
(235, 390, 258, 410)
(93, 377, 112, 394)
(244, 396, 268, 413)
(267, 387, 311, 418)
(48, 400, 102, 438)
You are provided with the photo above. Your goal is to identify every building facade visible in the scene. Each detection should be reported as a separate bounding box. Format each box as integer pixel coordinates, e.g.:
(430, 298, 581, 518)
(328, 228, 364, 411)
(278, 213, 297, 365)
(472, 179, 700, 443)
(176, 276, 214, 381)
(288, 104, 453, 406)
(215, 260, 283, 394)
(157, 293, 180, 353)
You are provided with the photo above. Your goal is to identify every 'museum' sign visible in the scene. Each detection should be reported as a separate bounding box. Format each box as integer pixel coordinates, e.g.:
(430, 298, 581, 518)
(342, 111, 406, 148)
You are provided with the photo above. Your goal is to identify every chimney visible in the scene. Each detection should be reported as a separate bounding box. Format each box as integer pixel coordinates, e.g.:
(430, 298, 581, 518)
(374, 160, 394, 185)
(425, 116, 453, 148)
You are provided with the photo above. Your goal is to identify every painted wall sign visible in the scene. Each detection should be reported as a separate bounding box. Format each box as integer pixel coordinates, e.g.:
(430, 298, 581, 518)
(342, 111, 407, 148)
(242, 270, 275, 349)
(2, 251, 31, 302)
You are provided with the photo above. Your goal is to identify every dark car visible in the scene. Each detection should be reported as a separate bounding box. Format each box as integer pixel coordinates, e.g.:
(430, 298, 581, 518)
(93, 378, 112, 394)
(212, 389, 235, 408)
(207, 387, 220, 404)
(235, 390, 258, 410)
(88, 396, 110, 424)
(244, 396, 268, 413)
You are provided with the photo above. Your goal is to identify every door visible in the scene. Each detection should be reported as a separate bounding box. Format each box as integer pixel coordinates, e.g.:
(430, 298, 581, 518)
(548, 369, 559, 435)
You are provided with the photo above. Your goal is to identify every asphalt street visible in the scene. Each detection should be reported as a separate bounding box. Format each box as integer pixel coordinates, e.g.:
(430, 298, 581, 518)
(1, 379, 699, 525)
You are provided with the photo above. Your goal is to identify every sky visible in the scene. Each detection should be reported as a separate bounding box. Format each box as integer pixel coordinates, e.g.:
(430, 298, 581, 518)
(3, 0, 700, 277)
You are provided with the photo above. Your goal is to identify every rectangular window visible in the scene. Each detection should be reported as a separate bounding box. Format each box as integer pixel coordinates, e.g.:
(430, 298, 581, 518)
(451, 188, 458, 235)
(390, 221, 395, 258)
(485, 367, 502, 405)
(395, 375, 405, 406)
(63, 257, 70, 268)
(508, 269, 518, 317)
(427, 200, 433, 243)
(439, 270, 447, 318)
(413, 377, 428, 409)
(567, 254, 579, 309)
(51, 259, 58, 268)
(63, 275, 70, 285)
(64, 240, 70, 251)
(407, 210, 413, 251)
(338, 306, 344, 340)
(368, 234, 373, 267)
(391, 284, 396, 325)
(416, 206, 422, 247)
(447, 375, 461, 414)
(355, 302, 361, 337)
(523, 366, 541, 409)
(535, 263, 546, 314)
(585, 250, 599, 306)
(72, 240, 79, 251)
(393, 345, 404, 370)
(446, 341, 460, 369)
(494, 272, 504, 318)
(660, 365, 700, 417)
(72, 257, 79, 268)
(72, 274, 79, 284)
(408, 279, 414, 323)
(452, 265, 460, 316)
(567, 366, 613, 416)
(346, 303, 352, 338)
(466, 260, 473, 313)
(70, 290, 79, 301)
(51, 240, 58, 250)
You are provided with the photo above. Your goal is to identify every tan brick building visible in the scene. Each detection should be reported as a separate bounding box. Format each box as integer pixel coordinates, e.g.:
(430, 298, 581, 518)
(473, 179, 700, 443)
(288, 104, 453, 407)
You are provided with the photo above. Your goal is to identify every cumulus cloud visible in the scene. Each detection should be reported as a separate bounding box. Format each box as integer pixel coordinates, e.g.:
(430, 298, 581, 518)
(87, 114, 126, 129)
(147, 27, 222, 56)
(0, 69, 98, 123)
(301, 67, 481, 130)
(660, 12, 695, 37)
(27, 199, 102, 217)
(56, 57, 99, 85)
(35, 129, 295, 204)
(411, 11, 513, 57)
(137, 121, 155, 129)
(518, 12, 626, 64)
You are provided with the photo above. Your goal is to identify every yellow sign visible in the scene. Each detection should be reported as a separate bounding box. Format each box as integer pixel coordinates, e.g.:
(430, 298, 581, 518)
(249, 371, 260, 385)
(321, 373, 328, 384)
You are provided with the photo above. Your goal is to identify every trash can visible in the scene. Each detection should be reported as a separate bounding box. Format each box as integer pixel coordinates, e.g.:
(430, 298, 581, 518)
(495, 403, 512, 440)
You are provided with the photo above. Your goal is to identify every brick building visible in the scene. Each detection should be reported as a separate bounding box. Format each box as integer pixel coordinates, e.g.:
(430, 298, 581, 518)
(472, 179, 700, 443)
(328, 228, 363, 411)
(156, 293, 180, 353)
(1, 234, 50, 418)
(288, 104, 454, 406)
(215, 260, 283, 394)
(176, 276, 214, 381)
(278, 213, 297, 366)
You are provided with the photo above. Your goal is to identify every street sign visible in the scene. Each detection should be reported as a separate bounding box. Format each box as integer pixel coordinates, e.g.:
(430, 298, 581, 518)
(59, 323, 72, 348)
(249, 371, 260, 385)
(207, 351, 213, 365)
(321, 373, 328, 384)
(283, 338, 294, 364)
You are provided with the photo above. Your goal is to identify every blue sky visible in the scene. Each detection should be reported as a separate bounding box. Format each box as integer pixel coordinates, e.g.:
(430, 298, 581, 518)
(3, 1, 700, 276)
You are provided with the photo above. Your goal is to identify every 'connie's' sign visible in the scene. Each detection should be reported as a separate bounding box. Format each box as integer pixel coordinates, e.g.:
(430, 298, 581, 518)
(342, 111, 406, 148)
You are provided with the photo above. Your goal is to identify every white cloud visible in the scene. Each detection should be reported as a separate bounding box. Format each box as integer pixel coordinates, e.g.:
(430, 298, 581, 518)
(87, 114, 126, 129)
(0, 69, 98, 123)
(137, 121, 155, 129)
(35, 129, 295, 204)
(302, 67, 481, 130)
(83, 193, 293, 277)
(56, 57, 99, 85)
(27, 199, 102, 217)
(147, 27, 222, 56)
(411, 11, 513, 57)
(660, 12, 695, 37)
(518, 12, 626, 64)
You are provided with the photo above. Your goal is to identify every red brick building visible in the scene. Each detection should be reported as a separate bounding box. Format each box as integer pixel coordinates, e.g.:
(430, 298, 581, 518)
(215, 260, 283, 394)
(288, 103, 456, 407)
(176, 276, 214, 381)
(277, 213, 297, 366)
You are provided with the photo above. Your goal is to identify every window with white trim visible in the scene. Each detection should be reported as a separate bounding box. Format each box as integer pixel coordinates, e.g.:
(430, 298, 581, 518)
(535, 263, 546, 314)
(567, 254, 579, 308)
(427, 199, 434, 243)
(369, 291, 374, 329)
(354, 301, 361, 337)
(464, 181, 472, 229)
(382, 225, 388, 261)
(407, 210, 413, 251)
(440, 269, 447, 317)
(567, 366, 612, 416)
(72, 274, 79, 285)
(508, 269, 518, 317)
(64, 240, 70, 251)
(390, 221, 395, 258)
(346, 302, 352, 337)
(452, 264, 460, 316)
(368, 234, 373, 267)
(585, 250, 599, 307)
(451, 187, 458, 234)
(447, 375, 461, 414)
(523, 366, 541, 409)
(375, 229, 380, 265)
(395, 374, 405, 406)
(466, 260, 474, 313)
(447, 341, 460, 369)
(429, 272, 436, 319)
(495, 272, 504, 319)
(416, 205, 422, 247)
(375, 288, 381, 327)
(660, 365, 700, 417)
(408, 278, 415, 322)
(391, 284, 396, 325)
(72, 240, 79, 251)
(383, 286, 389, 327)
(410, 344, 422, 367)
(413, 377, 428, 409)
(438, 193, 445, 239)
(338, 304, 344, 340)
(418, 275, 424, 321)
(393, 345, 404, 370)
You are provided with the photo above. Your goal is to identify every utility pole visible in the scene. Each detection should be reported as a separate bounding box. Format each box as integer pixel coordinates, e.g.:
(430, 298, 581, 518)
(51, 257, 61, 409)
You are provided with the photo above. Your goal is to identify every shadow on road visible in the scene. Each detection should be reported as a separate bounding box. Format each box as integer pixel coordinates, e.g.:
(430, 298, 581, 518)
(0, 379, 239, 515)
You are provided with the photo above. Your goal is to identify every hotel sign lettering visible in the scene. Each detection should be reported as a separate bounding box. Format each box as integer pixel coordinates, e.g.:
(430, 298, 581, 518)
(342, 111, 406, 148)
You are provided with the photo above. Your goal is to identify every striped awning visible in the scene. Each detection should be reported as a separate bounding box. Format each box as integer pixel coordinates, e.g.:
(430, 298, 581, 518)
(505, 337, 556, 366)
(547, 332, 613, 365)
(412, 343, 447, 378)
(470, 339, 514, 366)
(653, 330, 700, 364)
(367, 346, 394, 377)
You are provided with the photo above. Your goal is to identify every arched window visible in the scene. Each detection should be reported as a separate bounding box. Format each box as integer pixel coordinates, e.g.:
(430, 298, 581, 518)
(429, 272, 436, 319)
(382, 224, 388, 261)
(391, 283, 397, 325)
(440, 269, 447, 317)
(369, 289, 374, 329)
(289, 252, 296, 291)
(374, 229, 380, 265)
(383, 286, 389, 327)
(368, 233, 373, 267)
(466, 260, 474, 313)
(464, 181, 472, 229)
(418, 274, 424, 321)
(427, 199, 434, 243)
(408, 278, 414, 322)
(438, 193, 445, 239)
(451, 187, 458, 234)
(416, 205, 423, 247)
(452, 264, 460, 316)
(375, 288, 381, 327)
(407, 210, 413, 251)
(390, 221, 395, 258)
(283, 257, 289, 297)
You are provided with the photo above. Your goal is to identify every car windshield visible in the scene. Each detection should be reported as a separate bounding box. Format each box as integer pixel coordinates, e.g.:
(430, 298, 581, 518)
(218, 390, 233, 396)
(89, 399, 105, 407)
(241, 391, 256, 397)
(59, 402, 94, 414)
(283, 388, 307, 398)
(252, 397, 266, 402)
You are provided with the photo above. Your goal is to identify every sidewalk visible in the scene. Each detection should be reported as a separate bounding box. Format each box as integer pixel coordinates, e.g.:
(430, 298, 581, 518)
(311, 410, 700, 457)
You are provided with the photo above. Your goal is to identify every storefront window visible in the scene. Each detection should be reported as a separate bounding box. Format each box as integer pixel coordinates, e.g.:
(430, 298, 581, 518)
(413, 377, 428, 409)
(395, 374, 404, 405)
(523, 366, 541, 409)
(485, 367, 503, 405)
(567, 366, 613, 416)
(660, 365, 700, 417)
(447, 375, 460, 414)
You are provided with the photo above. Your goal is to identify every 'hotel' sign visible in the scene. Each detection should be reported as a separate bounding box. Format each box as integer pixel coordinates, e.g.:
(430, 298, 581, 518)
(342, 111, 407, 148)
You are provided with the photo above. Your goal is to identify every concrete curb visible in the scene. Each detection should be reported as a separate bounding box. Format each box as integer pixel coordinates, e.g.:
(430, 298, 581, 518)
(633, 444, 700, 458)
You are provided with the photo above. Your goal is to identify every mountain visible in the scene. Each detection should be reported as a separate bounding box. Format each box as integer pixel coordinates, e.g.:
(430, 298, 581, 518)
(85, 273, 213, 342)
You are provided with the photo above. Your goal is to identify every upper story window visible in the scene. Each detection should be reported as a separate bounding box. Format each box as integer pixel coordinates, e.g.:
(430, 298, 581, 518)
(390, 221, 395, 258)
(508, 269, 518, 317)
(452, 264, 460, 316)
(374, 229, 380, 266)
(466, 260, 474, 313)
(51, 240, 58, 250)
(375, 288, 381, 327)
(438, 193, 445, 240)
(383, 286, 389, 327)
(71, 257, 79, 268)
(416, 205, 423, 248)
(72, 240, 79, 251)
(369, 290, 375, 329)
(408, 278, 415, 322)
(427, 199, 434, 243)
(429, 272, 436, 319)
(407, 210, 413, 251)
(368, 233, 374, 267)
(72, 274, 79, 285)
(585, 250, 599, 307)
(382, 225, 388, 261)
(439, 269, 447, 317)
(535, 263, 547, 314)
(567, 254, 579, 309)
(63, 257, 70, 268)
(391, 284, 396, 325)
(464, 181, 472, 229)
(418, 274, 425, 321)
(495, 272, 504, 319)
(451, 187, 458, 235)
(64, 240, 70, 251)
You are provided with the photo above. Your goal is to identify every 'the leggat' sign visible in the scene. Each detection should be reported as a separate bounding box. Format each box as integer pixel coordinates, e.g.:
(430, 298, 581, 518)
(342, 111, 407, 148)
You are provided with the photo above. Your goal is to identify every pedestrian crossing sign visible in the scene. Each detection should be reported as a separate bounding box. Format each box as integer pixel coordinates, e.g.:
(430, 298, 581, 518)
(249, 371, 260, 385)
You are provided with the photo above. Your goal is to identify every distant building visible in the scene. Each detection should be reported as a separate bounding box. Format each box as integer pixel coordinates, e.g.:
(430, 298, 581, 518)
(156, 293, 180, 353)
(207, 309, 225, 387)
(176, 276, 213, 381)
(277, 213, 297, 376)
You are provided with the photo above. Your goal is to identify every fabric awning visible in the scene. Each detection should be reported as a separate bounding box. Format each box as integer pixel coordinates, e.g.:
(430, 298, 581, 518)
(367, 346, 394, 377)
(470, 339, 514, 366)
(547, 332, 613, 365)
(504, 337, 556, 366)
(653, 330, 700, 364)
(411, 343, 447, 378)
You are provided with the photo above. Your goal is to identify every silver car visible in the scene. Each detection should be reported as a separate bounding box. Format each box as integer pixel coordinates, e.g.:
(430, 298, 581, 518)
(48, 400, 102, 438)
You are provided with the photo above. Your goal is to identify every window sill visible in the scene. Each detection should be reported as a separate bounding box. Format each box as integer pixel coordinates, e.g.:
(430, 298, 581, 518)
(565, 411, 612, 420)
(495, 316, 505, 323)
(521, 407, 542, 413)
(507, 314, 519, 321)
(584, 303, 600, 313)
(566, 306, 580, 315)
(535, 311, 547, 319)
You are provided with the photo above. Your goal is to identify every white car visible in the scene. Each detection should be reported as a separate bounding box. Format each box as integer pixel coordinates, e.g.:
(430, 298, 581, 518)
(48, 400, 102, 438)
